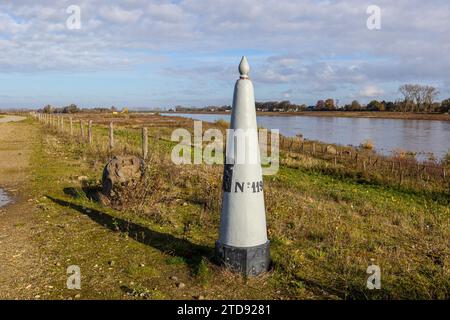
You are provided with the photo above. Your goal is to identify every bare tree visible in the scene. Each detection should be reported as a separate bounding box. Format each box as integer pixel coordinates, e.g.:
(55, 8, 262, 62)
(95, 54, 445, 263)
(423, 86, 439, 112)
(399, 84, 414, 112)
(398, 84, 439, 112)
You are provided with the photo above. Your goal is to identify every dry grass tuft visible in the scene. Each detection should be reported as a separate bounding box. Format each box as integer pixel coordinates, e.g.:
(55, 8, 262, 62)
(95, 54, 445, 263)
(360, 139, 374, 150)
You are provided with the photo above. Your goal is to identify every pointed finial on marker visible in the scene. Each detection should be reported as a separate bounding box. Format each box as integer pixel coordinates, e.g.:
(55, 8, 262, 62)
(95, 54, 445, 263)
(239, 56, 250, 79)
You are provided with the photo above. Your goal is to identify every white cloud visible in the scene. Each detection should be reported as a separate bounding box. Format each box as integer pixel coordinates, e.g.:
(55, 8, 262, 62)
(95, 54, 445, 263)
(99, 6, 143, 24)
(1, 0, 450, 105)
(359, 85, 384, 98)
(0, 12, 29, 35)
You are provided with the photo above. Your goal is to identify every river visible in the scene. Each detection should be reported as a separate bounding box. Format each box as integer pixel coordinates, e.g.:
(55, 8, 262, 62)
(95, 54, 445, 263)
(162, 113, 450, 160)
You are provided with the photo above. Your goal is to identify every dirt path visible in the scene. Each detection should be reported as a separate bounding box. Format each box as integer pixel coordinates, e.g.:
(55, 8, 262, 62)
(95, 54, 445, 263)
(0, 115, 27, 123)
(0, 119, 44, 299)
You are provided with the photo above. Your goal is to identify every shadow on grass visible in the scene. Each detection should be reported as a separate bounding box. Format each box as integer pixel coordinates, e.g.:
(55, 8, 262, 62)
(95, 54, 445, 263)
(63, 186, 101, 202)
(46, 195, 214, 274)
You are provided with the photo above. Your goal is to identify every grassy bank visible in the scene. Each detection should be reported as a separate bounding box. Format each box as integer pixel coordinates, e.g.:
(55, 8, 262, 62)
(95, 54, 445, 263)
(26, 115, 449, 299)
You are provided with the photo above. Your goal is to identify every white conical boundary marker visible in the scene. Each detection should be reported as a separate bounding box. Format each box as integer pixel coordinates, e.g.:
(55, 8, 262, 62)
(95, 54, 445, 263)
(215, 56, 270, 277)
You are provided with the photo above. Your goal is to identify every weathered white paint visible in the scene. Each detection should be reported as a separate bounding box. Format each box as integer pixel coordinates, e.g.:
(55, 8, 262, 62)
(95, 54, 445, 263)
(218, 56, 268, 248)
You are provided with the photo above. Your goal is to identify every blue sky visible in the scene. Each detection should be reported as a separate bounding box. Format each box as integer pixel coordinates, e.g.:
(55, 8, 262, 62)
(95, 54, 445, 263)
(1, 0, 450, 109)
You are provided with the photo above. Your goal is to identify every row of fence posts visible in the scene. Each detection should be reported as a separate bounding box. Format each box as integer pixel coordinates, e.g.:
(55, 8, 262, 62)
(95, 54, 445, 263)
(29, 112, 448, 182)
(32, 112, 149, 160)
(279, 134, 447, 183)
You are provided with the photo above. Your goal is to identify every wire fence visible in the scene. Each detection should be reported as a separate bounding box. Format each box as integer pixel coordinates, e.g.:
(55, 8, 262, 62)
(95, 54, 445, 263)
(30, 112, 449, 191)
(279, 135, 448, 186)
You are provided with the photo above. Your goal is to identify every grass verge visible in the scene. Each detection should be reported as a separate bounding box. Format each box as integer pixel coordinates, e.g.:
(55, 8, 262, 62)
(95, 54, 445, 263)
(27, 119, 449, 299)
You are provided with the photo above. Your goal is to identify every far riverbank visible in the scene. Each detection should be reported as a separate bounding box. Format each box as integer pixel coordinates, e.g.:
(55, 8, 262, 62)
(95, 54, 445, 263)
(166, 111, 450, 121)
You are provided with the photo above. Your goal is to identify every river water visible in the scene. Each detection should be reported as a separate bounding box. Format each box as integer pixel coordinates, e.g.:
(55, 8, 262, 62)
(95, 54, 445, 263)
(162, 113, 450, 160)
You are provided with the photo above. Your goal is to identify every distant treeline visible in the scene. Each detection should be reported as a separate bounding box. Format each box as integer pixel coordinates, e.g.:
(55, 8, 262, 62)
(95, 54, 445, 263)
(36, 83, 450, 114)
(173, 84, 450, 114)
(174, 99, 449, 114)
(39, 104, 119, 114)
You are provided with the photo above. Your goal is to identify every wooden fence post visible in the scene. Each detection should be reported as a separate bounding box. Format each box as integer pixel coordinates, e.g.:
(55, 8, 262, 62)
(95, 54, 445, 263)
(312, 143, 316, 156)
(69, 117, 73, 136)
(142, 127, 148, 160)
(109, 122, 114, 150)
(296, 135, 302, 153)
(61, 117, 64, 132)
(80, 120, 85, 142)
(88, 120, 92, 144)
(88, 120, 93, 144)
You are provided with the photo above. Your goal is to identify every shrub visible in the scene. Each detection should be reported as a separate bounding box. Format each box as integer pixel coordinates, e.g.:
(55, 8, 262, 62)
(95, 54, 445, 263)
(360, 139, 374, 150)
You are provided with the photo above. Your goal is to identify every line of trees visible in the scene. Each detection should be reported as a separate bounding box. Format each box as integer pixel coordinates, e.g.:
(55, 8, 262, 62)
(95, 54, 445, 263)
(174, 101, 308, 113)
(316, 84, 448, 113)
(173, 83, 449, 114)
(255, 101, 307, 112)
(173, 105, 231, 112)
(40, 104, 119, 114)
(38, 84, 450, 114)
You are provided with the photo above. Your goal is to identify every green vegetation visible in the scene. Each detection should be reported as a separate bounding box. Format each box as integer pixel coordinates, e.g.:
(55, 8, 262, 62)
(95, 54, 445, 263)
(26, 116, 449, 299)
(172, 83, 450, 114)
